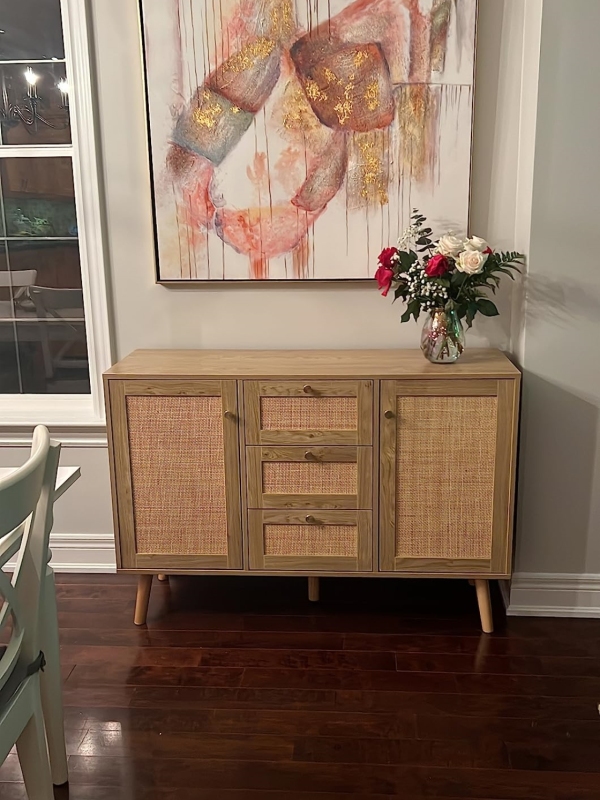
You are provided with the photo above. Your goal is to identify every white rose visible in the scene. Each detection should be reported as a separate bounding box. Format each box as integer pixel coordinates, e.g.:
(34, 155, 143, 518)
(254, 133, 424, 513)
(465, 236, 490, 253)
(457, 249, 489, 274)
(437, 234, 465, 258)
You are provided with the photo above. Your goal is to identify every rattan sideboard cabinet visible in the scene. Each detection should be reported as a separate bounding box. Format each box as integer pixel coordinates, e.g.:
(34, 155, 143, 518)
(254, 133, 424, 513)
(104, 350, 520, 633)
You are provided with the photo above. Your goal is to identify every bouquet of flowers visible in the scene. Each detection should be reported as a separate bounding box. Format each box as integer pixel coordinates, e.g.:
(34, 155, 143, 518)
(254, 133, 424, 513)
(375, 211, 525, 362)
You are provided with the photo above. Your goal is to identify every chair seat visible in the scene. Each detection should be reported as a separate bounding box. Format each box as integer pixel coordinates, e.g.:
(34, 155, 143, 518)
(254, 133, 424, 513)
(0, 649, 45, 710)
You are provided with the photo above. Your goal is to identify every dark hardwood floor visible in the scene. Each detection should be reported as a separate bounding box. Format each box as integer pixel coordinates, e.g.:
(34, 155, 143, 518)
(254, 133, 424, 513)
(1, 574, 600, 799)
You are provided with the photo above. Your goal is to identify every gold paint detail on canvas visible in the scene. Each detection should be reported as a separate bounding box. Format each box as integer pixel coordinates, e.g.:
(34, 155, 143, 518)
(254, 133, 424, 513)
(353, 50, 370, 67)
(226, 38, 276, 74)
(359, 136, 388, 204)
(269, 0, 295, 39)
(397, 84, 441, 184)
(305, 80, 328, 103)
(282, 85, 320, 133)
(192, 91, 224, 129)
(364, 81, 379, 111)
(333, 77, 356, 126)
(323, 68, 341, 87)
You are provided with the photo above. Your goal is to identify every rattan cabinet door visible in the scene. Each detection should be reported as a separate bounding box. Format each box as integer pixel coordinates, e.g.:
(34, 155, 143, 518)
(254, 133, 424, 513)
(248, 510, 372, 571)
(246, 446, 372, 510)
(244, 381, 373, 445)
(108, 380, 242, 570)
(379, 379, 519, 576)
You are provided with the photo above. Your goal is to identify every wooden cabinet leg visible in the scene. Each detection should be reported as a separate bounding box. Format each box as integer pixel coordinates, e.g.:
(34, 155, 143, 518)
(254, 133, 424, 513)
(475, 579, 494, 634)
(134, 575, 153, 626)
(157, 574, 168, 582)
(308, 577, 319, 602)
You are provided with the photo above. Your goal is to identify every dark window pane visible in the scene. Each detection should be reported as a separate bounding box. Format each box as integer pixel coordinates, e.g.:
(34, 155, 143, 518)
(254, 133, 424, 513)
(0, 239, 21, 392)
(0, 337, 20, 391)
(0, 156, 90, 395)
(0, 157, 77, 237)
(0, 63, 71, 145)
(16, 328, 90, 394)
(5, 239, 89, 393)
(7, 239, 81, 288)
(0, 0, 65, 61)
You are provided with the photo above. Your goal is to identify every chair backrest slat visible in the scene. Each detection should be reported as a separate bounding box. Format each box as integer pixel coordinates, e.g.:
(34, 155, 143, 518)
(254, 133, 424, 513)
(0, 428, 49, 536)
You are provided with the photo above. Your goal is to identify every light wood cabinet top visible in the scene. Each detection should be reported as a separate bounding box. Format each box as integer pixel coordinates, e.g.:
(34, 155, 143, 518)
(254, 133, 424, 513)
(104, 349, 520, 380)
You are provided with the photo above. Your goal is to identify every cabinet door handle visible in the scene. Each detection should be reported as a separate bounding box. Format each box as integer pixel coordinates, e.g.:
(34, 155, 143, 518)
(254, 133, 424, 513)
(304, 450, 318, 461)
(305, 515, 316, 523)
(384, 410, 395, 419)
(224, 410, 236, 421)
(303, 384, 313, 394)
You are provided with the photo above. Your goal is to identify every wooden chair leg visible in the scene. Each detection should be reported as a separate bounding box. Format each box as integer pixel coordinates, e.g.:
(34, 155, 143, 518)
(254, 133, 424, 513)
(474, 579, 494, 634)
(157, 574, 168, 582)
(308, 576, 319, 602)
(40, 566, 69, 785)
(16, 694, 54, 800)
(134, 574, 153, 626)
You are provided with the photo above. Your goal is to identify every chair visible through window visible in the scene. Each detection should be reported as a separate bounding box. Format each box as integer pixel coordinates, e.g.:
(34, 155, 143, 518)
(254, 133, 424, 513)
(29, 285, 87, 381)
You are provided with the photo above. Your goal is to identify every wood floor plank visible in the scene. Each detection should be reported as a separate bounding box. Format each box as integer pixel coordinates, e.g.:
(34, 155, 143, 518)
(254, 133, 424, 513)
(60, 644, 396, 671)
(64, 756, 600, 798)
(62, 706, 418, 738)
(395, 652, 600, 678)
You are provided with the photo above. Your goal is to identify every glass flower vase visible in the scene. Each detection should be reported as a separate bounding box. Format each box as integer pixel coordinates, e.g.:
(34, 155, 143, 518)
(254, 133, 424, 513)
(420, 308, 465, 364)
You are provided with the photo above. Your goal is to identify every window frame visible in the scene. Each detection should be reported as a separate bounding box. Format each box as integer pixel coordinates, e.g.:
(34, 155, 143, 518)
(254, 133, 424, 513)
(0, 0, 111, 425)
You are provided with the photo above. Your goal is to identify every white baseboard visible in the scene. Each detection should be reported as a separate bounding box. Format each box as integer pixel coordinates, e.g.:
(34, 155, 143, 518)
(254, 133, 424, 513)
(9, 533, 116, 573)
(508, 572, 600, 618)
(49, 533, 116, 572)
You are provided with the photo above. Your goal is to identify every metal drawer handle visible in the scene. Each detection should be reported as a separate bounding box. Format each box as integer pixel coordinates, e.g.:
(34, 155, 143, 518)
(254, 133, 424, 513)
(224, 410, 236, 421)
(303, 384, 313, 394)
(304, 450, 318, 461)
(305, 515, 316, 523)
(384, 410, 394, 419)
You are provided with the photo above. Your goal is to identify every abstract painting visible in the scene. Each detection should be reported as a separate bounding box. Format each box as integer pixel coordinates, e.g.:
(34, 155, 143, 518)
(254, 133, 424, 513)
(141, 0, 477, 281)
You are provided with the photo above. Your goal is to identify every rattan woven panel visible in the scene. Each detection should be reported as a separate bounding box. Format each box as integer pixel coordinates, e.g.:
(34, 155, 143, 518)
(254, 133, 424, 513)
(395, 396, 497, 560)
(127, 396, 228, 555)
(262, 462, 357, 494)
(260, 397, 357, 430)
(264, 524, 358, 557)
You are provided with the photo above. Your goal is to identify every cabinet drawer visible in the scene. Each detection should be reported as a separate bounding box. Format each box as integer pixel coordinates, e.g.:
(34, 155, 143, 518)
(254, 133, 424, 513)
(248, 510, 372, 571)
(247, 446, 372, 509)
(244, 380, 373, 445)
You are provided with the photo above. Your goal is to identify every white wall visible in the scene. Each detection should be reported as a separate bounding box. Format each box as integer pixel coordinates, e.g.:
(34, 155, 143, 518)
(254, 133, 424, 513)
(509, 0, 600, 616)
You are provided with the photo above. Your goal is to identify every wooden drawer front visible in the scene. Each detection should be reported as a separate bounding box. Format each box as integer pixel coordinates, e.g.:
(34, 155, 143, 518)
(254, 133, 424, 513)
(247, 446, 372, 510)
(109, 380, 242, 570)
(380, 379, 519, 575)
(244, 381, 373, 445)
(249, 510, 372, 571)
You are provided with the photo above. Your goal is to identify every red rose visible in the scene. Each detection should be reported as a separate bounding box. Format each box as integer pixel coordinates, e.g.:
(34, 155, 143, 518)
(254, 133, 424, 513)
(378, 247, 398, 269)
(425, 253, 450, 277)
(375, 265, 394, 296)
(484, 246, 493, 255)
